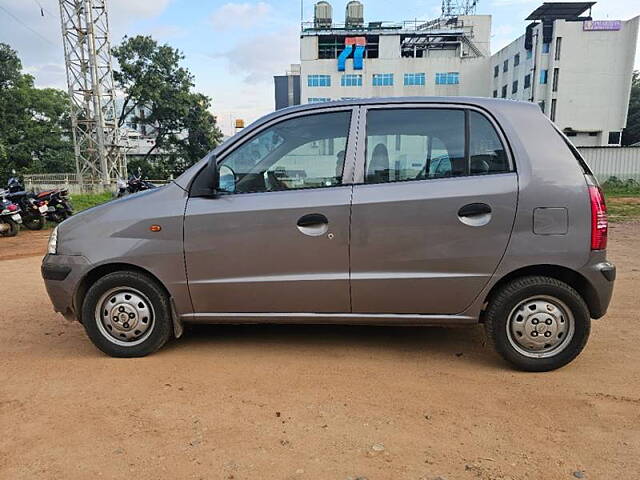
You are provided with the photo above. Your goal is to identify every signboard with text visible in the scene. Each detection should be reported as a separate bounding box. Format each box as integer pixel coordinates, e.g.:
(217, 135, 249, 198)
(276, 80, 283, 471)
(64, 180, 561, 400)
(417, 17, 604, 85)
(583, 20, 622, 31)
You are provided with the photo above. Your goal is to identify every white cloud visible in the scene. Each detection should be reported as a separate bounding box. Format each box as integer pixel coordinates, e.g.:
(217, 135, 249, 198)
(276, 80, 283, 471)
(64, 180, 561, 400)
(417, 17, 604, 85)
(210, 2, 272, 31)
(214, 25, 299, 84)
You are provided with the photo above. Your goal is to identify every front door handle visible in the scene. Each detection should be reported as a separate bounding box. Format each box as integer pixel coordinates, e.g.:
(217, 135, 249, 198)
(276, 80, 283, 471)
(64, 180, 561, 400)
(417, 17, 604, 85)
(297, 213, 328, 227)
(458, 203, 492, 217)
(297, 213, 329, 237)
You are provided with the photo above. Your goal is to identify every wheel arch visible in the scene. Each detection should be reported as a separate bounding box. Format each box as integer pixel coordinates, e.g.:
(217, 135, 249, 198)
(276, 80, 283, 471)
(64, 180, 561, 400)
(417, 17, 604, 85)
(483, 264, 602, 320)
(74, 262, 169, 323)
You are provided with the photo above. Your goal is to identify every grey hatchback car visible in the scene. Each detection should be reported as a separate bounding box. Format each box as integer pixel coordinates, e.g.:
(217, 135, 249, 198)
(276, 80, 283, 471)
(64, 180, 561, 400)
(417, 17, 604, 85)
(42, 97, 615, 371)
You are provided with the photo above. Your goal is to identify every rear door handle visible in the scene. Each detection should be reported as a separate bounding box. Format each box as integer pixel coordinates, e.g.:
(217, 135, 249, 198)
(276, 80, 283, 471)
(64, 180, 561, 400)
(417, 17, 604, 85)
(297, 213, 328, 227)
(458, 203, 492, 217)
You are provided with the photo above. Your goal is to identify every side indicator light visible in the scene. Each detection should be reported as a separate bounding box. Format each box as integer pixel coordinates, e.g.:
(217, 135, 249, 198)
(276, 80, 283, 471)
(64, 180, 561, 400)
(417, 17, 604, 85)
(150, 225, 162, 232)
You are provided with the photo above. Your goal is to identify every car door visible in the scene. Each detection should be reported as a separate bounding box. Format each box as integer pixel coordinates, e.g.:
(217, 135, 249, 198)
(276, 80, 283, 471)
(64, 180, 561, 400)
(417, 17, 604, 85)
(184, 108, 356, 315)
(349, 105, 518, 315)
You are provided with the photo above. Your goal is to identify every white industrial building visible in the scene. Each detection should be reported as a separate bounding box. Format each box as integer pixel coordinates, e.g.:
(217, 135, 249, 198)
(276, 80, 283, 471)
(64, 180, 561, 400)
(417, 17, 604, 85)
(276, 1, 639, 147)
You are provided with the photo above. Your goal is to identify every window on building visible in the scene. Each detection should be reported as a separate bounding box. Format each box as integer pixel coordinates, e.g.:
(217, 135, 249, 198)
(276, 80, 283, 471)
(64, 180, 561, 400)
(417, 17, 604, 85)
(526, 49, 533, 60)
(363, 108, 510, 184)
(512, 81, 518, 94)
(341, 74, 362, 87)
(435, 72, 460, 85)
(608, 131, 622, 145)
(539, 100, 546, 113)
(555, 37, 562, 61)
(524, 74, 531, 89)
(514, 53, 520, 67)
(218, 111, 352, 194)
(542, 42, 550, 54)
(501, 85, 507, 98)
(404, 73, 426, 86)
(494, 65, 499, 78)
(317, 35, 379, 59)
(308, 97, 331, 103)
(503, 59, 509, 73)
(552, 68, 560, 92)
(308, 75, 331, 87)
(550, 99, 557, 122)
(540, 69, 549, 85)
(372, 73, 393, 86)
(493, 90, 498, 98)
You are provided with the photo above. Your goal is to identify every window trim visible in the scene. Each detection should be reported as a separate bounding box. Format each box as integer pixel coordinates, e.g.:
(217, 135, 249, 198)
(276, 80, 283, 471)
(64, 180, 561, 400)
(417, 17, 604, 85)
(189, 106, 360, 197)
(352, 103, 516, 185)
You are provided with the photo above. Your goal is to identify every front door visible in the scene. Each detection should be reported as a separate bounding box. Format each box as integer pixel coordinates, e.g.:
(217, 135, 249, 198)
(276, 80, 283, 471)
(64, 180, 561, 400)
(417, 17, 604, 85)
(349, 106, 518, 315)
(184, 109, 355, 314)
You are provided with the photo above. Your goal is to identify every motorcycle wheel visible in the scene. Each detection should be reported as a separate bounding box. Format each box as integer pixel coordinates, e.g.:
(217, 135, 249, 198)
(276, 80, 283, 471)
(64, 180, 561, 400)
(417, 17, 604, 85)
(0, 220, 19, 237)
(23, 215, 45, 230)
(48, 211, 67, 223)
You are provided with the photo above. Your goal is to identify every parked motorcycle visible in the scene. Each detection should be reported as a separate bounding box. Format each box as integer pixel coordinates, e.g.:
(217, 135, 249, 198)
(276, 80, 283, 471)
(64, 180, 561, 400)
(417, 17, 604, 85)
(116, 170, 156, 198)
(36, 188, 73, 223)
(5, 178, 47, 230)
(0, 194, 22, 237)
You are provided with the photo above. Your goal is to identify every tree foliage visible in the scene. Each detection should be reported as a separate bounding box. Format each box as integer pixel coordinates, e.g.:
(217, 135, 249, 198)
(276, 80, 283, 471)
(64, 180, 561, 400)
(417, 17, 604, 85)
(623, 71, 640, 146)
(112, 36, 223, 176)
(0, 43, 74, 181)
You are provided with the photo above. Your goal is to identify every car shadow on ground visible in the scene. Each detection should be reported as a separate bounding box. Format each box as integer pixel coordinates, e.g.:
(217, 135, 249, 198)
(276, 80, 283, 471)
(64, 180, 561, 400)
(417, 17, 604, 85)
(159, 322, 506, 369)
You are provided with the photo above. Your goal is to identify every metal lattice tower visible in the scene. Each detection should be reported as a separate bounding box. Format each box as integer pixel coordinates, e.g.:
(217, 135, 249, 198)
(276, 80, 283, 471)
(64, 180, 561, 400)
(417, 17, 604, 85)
(441, 0, 479, 17)
(59, 0, 125, 189)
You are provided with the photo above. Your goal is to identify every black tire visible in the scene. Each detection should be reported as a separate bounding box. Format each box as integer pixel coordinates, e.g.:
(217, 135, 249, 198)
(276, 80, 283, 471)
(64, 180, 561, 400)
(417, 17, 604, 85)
(23, 215, 45, 230)
(0, 219, 19, 237)
(484, 276, 590, 372)
(81, 271, 172, 357)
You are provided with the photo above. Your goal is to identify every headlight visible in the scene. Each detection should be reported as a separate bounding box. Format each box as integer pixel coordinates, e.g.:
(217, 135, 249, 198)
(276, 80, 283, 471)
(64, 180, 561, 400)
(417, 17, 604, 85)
(48, 226, 59, 254)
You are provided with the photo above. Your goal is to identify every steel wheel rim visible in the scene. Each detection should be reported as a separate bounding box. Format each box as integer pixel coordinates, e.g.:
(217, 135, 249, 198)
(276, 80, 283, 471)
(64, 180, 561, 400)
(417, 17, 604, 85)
(506, 295, 575, 359)
(94, 287, 155, 347)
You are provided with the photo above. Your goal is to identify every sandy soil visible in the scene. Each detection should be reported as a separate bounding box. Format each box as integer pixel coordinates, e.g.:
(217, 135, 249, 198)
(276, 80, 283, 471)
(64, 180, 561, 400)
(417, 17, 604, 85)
(1, 223, 639, 480)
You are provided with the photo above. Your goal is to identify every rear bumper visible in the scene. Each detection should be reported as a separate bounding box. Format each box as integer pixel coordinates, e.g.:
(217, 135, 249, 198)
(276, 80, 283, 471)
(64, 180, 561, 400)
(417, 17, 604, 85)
(41, 254, 91, 321)
(578, 259, 616, 319)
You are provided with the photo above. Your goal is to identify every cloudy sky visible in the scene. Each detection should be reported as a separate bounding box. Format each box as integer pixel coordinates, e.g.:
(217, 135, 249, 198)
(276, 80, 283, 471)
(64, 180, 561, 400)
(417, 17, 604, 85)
(1, 0, 639, 135)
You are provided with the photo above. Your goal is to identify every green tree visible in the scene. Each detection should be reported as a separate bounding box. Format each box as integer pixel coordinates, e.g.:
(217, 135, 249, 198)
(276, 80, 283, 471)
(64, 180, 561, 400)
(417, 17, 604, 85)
(623, 71, 640, 146)
(112, 36, 222, 176)
(0, 43, 74, 181)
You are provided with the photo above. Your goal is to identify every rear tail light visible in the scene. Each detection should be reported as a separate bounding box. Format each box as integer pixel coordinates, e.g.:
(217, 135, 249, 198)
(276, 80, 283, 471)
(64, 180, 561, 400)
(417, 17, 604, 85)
(7, 204, 18, 212)
(589, 185, 607, 250)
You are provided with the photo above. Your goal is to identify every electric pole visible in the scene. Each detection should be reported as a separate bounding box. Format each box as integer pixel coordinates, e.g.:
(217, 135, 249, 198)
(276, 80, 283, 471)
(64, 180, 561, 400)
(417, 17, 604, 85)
(58, 0, 125, 190)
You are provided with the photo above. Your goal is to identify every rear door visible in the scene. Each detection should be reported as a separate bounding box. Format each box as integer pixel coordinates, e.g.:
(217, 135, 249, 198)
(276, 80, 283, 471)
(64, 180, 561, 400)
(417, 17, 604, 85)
(184, 108, 356, 315)
(349, 105, 518, 314)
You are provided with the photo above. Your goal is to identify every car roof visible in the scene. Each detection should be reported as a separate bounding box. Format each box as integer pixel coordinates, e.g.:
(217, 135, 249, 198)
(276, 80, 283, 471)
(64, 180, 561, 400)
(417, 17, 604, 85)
(272, 96, 537, 116)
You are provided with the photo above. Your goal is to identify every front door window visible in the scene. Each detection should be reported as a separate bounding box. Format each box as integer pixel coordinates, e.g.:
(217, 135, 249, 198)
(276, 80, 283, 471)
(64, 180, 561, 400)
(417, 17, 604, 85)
(218, 111, 351, 194)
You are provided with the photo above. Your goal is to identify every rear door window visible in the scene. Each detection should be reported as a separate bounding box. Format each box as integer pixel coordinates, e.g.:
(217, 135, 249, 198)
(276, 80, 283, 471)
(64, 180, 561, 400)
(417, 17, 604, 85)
(364, 107, 510, 184)
(365, 109, 465, 184)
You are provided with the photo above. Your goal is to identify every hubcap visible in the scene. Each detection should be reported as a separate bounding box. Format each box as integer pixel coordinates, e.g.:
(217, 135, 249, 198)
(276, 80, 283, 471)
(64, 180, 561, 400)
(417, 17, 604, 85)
(95, 287, 154, 346)
(506, 295, 575, 359)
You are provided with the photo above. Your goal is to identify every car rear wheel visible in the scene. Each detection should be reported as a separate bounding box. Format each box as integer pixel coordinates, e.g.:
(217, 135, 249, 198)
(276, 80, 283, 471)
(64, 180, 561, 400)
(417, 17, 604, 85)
(82, 271, 172, 357)
(484, 276, 590, 372)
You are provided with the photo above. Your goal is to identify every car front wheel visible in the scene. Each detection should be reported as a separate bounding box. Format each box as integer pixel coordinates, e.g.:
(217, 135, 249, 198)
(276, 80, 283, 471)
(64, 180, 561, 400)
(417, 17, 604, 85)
(81, 271, 172, 357)
(484, 276, 591, 372)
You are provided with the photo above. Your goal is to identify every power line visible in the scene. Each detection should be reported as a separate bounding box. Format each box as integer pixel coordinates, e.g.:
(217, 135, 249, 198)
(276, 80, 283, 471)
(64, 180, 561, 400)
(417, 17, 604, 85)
(0, 3, 57, 47)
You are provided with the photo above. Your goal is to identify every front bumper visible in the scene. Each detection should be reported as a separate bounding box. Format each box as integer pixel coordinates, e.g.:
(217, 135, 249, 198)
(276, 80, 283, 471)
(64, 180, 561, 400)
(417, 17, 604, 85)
(41, 254, 91, 321)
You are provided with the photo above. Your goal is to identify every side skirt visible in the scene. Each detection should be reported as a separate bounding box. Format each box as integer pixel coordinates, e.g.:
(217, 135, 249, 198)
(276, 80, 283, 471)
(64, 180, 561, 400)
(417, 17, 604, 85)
(180, 312, 478, 326)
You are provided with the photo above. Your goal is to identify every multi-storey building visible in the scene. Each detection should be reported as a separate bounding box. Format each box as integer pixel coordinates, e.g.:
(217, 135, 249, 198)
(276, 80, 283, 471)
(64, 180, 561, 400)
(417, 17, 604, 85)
(275, 1, 639, 147)
(491, 2, 639, 146)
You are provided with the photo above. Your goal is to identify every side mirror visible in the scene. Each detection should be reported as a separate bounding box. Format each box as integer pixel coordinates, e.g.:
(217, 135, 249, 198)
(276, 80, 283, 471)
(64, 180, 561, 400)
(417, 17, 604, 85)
(191, 154, 219, 197)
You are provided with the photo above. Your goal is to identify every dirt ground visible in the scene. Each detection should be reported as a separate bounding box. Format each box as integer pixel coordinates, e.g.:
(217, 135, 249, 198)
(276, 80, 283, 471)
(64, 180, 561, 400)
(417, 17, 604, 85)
(1, 225, 639, 480)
